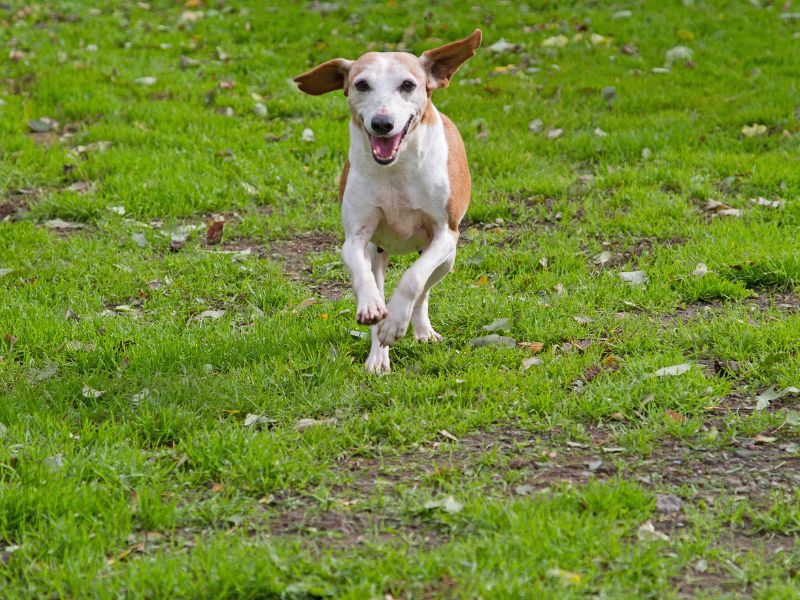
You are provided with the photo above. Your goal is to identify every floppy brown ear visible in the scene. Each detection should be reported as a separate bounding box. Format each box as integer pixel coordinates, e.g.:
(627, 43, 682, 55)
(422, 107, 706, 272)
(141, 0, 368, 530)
(420, 29, 482, 90)
(293, 58, 353, 95)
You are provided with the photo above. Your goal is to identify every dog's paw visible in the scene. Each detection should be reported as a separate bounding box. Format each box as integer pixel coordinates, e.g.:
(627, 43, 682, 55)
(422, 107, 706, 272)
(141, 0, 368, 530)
(414, 328, 443, 343)
(356, 298, 388, 325)
(365, 346, 391, 374)
(376, 313, 410, 346)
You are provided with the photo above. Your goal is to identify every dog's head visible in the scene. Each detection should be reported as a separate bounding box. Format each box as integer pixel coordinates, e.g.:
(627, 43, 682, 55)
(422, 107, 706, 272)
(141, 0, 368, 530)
(294, 30, 482, 166)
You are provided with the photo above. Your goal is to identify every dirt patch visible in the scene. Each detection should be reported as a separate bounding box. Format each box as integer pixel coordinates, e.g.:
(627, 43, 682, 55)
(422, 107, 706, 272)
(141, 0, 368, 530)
(335, 425, 800, 508)
(591, 236, 686, 270)
(748, 290, 800, 312)
(0, 193, 31, 221)
(267, 232, 347, 300)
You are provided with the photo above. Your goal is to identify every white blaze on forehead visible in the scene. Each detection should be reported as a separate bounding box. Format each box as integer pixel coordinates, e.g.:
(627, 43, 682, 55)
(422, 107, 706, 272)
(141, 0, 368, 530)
(348, 53, 428, 132)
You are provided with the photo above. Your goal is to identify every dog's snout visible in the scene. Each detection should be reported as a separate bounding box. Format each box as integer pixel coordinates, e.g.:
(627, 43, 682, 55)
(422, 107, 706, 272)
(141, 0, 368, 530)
(370, 115, 394, 135)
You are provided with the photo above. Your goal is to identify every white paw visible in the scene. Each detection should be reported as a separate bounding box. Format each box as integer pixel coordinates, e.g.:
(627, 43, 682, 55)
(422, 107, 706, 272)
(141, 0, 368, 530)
(376, 313, 410, 346)
(365, 347, 391, 374)
(414, 328, 443, 343)
(356, 297, 388, 325)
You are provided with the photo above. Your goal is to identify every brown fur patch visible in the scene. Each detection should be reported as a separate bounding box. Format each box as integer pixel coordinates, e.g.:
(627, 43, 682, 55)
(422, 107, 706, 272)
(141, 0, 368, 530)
(421, 29, 482, 89)
(294, 58, 352, 95)
(442, 113, 471, 231)
(339, 159, 350, 204)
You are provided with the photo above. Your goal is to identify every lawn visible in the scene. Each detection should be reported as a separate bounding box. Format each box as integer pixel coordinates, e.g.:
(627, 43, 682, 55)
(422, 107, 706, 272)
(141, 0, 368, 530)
(1, 0, 800, 597)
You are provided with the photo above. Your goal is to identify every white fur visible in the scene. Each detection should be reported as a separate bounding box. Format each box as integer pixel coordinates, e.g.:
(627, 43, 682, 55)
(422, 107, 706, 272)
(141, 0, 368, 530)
(342, 102, 457, 372)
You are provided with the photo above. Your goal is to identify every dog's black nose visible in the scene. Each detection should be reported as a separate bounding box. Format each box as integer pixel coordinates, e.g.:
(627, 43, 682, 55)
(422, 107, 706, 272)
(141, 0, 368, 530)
(370, 115, 394, 135)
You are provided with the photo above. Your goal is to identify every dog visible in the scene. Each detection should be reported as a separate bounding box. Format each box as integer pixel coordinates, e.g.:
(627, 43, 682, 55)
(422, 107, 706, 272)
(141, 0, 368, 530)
(294, 30, 482, 373)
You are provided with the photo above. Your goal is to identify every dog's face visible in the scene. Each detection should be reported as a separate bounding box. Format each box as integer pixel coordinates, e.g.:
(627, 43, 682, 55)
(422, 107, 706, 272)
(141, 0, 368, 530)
(294, 30, 482, 166)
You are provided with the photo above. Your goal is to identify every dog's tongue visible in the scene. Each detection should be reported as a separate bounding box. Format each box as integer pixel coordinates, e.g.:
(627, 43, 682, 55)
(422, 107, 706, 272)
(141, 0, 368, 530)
(369, 132, 402, 160)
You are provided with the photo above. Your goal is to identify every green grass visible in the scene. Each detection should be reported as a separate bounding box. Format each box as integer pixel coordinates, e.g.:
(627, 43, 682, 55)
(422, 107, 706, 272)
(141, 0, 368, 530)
(2, 1, 800, 597)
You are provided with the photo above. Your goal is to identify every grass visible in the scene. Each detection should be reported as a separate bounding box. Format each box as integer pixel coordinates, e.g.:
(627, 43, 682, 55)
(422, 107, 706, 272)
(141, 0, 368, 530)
(1, 0, 800, 597)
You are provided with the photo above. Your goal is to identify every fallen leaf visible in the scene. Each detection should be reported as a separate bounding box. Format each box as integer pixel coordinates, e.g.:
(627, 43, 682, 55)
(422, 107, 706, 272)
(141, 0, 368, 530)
(593, 250, 612, 265)
(750, 197, 783, 208)
(755, 386, 800, 411)
(528, 118, 543, 133)
(193, 310, 226, 321)
(439, 429, 459, 443)
(243, 413, 273, 428)
(469, 334, 516, 348)
(0, 268, 12, 277)
(44, 219, 87, 230)
(665, 409, 686, 424)
(637, 521, 670, 542)
(546, 568, 582, 585)
(703, 199, 741, 217)
(131, 232, 147, 248)
(483, 317, 511, 332)
(602, 446, 625, 454)
(180, 55, 201, 69)
(206, 218, 224, 245)
(522, 356, 543, 369)
(33, 362, 58, 381)
(619, 270, 647, 285)
(43, 453, 64, 471)
(134, 76, 157, 86)
(488, 39, 520, 53)
(424, 495, 463, 514)
(518, 341, 544, 353)
(301, 128, 315, 142)
(587, 459, 603, 471)
(693, 262, 708, 278)
(81, 385, 104, 399)
(28, 117, 58, 133)
(665, 45, 693, 66)
(542, 35, 569, 48)
(754, 434, 777, 444)
(546, 128, 564, 140)
(0, 422, 7, 439)
(295, 417, 337, 432)
(515, 484, 535, 495)
(131, 389, 151, 407)
(594, 127, 608, 137)
(653, 363, 693, 377)
(741, 123, 767, 138)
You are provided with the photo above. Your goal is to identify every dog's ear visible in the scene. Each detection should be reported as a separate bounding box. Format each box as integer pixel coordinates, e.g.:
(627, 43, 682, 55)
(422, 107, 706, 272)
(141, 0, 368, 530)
(294, 58, 353, 95)
(420, 29, 482, 90)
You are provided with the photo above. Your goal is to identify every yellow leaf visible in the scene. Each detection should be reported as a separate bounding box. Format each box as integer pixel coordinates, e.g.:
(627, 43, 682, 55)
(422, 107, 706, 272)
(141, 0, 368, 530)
(518, 341, 545, 353)
(476, 274, 489, 287)
(676, 29, 695, 41)
(546, 568, 582, 585)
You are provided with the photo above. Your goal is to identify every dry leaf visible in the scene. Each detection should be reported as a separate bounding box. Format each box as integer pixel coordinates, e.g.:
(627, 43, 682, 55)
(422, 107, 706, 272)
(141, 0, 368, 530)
(619, 270, 647, 285)
(665, 409, 686, 424)
(483, 317, 511, 332)
(653, 363, 693, 377)
(206, 218, 224, 245)
(439, 429, 459, 442)
(469, 335, 516, 348)
(741, 123, 767, 138)
(518, 341, 544, 353)
(295, 417, 337, 432)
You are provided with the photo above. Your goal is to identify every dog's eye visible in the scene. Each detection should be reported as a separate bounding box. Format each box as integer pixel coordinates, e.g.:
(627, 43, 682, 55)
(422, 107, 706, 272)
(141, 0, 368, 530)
(399, 79, 417, 93)
(354, 80, 370, 92)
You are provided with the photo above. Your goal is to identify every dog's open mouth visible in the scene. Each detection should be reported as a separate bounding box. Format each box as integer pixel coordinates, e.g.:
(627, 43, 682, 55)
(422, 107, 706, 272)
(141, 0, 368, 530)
(368, 117, 412, 165)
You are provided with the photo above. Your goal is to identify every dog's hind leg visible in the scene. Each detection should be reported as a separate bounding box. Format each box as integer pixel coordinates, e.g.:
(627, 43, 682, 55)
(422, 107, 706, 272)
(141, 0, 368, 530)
(365, 243, 391, 373)
(411, 255, 454, 342)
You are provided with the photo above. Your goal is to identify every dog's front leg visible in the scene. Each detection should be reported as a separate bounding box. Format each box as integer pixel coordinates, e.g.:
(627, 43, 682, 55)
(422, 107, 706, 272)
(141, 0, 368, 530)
(376, 228, 457, 346)
(341, 221, 388, 326)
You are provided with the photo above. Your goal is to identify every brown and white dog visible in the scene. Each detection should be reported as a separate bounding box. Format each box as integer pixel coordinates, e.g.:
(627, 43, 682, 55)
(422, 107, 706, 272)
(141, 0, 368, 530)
(294, 30, 482, 373)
